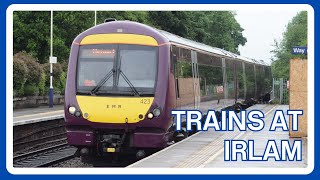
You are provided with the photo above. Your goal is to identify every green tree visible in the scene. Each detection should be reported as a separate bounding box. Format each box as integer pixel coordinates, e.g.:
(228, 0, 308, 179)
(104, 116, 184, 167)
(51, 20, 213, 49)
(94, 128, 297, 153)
(13, 11, 51, 63)
(97, 11, 151, 25)
(14, 11, 247, 63)
(13, 11, 248, 97)
(193, 11, 246, 53)
(149, 11, 191, 38)
(271, 11, 307, 79)
(13, 56, 28, 96)
(53, 11, 96, 62)
(14, 11, 96, 63)
(149, 11, 246, 53)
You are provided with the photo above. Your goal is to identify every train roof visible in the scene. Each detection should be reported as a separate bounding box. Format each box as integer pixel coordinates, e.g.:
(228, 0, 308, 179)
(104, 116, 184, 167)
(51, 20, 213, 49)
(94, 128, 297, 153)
(157, 29, 268, 66)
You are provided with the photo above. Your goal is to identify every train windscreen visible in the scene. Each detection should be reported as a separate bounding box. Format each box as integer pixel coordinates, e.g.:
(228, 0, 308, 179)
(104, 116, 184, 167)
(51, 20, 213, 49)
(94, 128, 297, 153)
(77, 44, 158, 96)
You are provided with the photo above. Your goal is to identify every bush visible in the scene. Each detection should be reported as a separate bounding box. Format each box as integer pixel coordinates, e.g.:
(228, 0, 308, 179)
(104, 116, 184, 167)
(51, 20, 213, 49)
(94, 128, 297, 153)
(24, 84, 39, 96)
(13, 51, 44, 97)
(13, 51, 67, 97)
(14, 52, 42, 85)
(13, 57, 28, 97)
(61, 59, 69, 72)
(42, 63, 63, 94)
(59, 71, 67, 95)
(38, 72, 47, 96)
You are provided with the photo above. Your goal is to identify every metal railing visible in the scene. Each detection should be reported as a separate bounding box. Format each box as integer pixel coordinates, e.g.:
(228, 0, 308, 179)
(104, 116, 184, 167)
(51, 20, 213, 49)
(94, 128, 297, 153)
(272, 78, 289, 104)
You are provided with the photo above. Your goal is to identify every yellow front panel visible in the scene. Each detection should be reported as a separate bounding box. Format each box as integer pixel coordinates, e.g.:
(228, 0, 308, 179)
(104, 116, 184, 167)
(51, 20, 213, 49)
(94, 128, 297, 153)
(76, 96, 154, 123)
(80, 34, 158, 46)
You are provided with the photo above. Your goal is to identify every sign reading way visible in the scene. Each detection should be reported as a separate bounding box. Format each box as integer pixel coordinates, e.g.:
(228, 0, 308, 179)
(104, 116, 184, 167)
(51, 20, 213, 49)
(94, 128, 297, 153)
(292, 46, 307, 55)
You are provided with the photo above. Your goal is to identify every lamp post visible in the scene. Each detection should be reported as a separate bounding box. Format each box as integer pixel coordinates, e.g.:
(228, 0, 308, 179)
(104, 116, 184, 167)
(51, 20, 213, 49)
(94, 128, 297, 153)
(49, 10, 57, 108)
(95, 10, 97, 26)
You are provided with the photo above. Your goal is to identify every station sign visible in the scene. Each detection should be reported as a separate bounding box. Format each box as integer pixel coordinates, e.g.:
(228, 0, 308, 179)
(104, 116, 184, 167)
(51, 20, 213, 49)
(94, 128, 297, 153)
(49, 56, 57, 64)
(291, 46, 307, 55)
(216, 85, 224, 93)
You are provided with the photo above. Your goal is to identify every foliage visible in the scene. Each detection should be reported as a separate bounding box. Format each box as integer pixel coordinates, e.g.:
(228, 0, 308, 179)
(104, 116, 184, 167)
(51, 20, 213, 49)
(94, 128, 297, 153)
(61, 59, 69, 72)
(24, 85, 39, 96)
(41, 63, 67, 95)
(149, 11, 246, 53)
(13, 56, 28, 96)
(13, 52, 49, 96)
(38, 72, 47, 96)
(271, 11, 307, 79)
(14, 52, 42, 86)
(13, 12, 51, 63)
(14, 11, 95, 63)
(97, 11, 151, 25)
(59, 71, 67, 95)
(13, 11, 247, 97)
(14, 11, 247, 62)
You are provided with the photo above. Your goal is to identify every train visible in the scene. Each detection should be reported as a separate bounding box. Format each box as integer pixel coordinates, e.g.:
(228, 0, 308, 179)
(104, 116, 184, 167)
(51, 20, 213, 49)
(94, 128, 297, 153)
(64, 19, 272, 161)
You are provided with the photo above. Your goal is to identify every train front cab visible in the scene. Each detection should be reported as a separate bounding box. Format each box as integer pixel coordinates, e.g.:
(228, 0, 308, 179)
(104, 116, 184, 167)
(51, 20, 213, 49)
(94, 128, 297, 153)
(64, 21, 174, 159)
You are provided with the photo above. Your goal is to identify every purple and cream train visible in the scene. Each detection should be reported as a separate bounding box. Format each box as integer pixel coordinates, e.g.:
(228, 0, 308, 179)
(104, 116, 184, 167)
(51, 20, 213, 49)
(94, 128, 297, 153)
(64, 19, 272, 160)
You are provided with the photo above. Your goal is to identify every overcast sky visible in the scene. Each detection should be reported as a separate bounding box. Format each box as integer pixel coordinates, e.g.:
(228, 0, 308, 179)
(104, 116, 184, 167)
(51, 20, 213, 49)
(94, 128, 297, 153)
(235, 10, 300, 64)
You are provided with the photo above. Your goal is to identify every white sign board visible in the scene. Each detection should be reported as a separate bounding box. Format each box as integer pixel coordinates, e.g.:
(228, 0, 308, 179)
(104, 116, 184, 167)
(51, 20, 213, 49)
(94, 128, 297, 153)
(49, 56, 57, 64)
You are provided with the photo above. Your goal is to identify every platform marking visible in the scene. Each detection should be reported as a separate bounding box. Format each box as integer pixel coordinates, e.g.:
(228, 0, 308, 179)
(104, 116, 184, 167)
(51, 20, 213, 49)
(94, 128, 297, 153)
(13, 110, 64, 119)
(198, 105, 278, 168)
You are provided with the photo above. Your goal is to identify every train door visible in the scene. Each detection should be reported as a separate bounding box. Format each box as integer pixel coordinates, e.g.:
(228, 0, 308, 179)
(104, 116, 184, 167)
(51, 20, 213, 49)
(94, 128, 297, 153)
(191, 50, 200, 110)
(172, 45, 181, 109)
(173, 46, 194, 110)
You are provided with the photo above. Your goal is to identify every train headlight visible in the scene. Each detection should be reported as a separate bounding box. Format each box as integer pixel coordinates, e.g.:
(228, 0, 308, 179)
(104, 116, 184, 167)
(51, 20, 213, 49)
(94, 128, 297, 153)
(68, 106, 76, 115)
(147, 112, 154, 119)
(75, 111, 81, 117)
(153, 108, 161, 117)
(83, 113, 89, 119)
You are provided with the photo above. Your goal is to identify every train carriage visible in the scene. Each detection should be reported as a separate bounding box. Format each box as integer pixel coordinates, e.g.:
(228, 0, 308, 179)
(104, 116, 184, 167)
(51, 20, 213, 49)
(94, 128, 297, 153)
(64, 19, 272, 160)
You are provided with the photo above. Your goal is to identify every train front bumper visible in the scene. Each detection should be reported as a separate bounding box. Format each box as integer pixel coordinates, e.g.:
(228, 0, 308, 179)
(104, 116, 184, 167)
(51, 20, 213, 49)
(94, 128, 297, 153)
(66, 129, 169, 149)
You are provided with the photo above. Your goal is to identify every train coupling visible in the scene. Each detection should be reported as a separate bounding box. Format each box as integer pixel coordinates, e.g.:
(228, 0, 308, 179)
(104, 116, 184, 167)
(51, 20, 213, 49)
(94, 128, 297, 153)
(100, 134, 125, 153)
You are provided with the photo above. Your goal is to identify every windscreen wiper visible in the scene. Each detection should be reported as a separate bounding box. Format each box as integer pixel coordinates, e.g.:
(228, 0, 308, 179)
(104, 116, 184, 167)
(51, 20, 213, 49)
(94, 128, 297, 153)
(117, 55, 140, 97)
(119, 70, 140, 97)
(90, 68, 115, 95)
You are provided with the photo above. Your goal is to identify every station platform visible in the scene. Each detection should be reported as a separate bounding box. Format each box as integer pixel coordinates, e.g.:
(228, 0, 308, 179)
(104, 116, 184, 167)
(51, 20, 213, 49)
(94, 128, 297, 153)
(128, 104, 308, 168)
(13, 105, 64, 126)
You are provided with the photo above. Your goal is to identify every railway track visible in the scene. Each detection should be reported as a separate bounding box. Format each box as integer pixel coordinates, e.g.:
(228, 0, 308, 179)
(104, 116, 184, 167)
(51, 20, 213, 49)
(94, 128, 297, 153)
(13, 143, 77, 167)
(14, 118, 67, 152)
(13, 117, 77, 167)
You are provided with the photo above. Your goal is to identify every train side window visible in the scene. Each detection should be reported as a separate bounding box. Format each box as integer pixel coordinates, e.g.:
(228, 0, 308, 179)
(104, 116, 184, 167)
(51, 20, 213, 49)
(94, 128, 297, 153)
(235, 60, 245, 100)
(197, 53, 224, 101)
(225, 59, 235, 99)
(245, 63, 255, 98)
(172, 50, 180, 99)
(175, 47, 193, 107)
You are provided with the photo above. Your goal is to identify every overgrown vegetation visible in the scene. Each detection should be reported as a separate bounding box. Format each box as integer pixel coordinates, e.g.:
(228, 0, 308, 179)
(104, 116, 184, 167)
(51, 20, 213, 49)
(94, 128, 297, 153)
(271, 11, 307, 79)
(13, 52, 66, 97)
(13, 11, 247, 97)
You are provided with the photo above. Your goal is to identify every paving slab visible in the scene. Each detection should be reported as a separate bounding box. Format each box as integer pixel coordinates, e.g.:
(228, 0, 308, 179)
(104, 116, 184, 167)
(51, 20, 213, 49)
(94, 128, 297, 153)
(13, 105, 64, 126)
